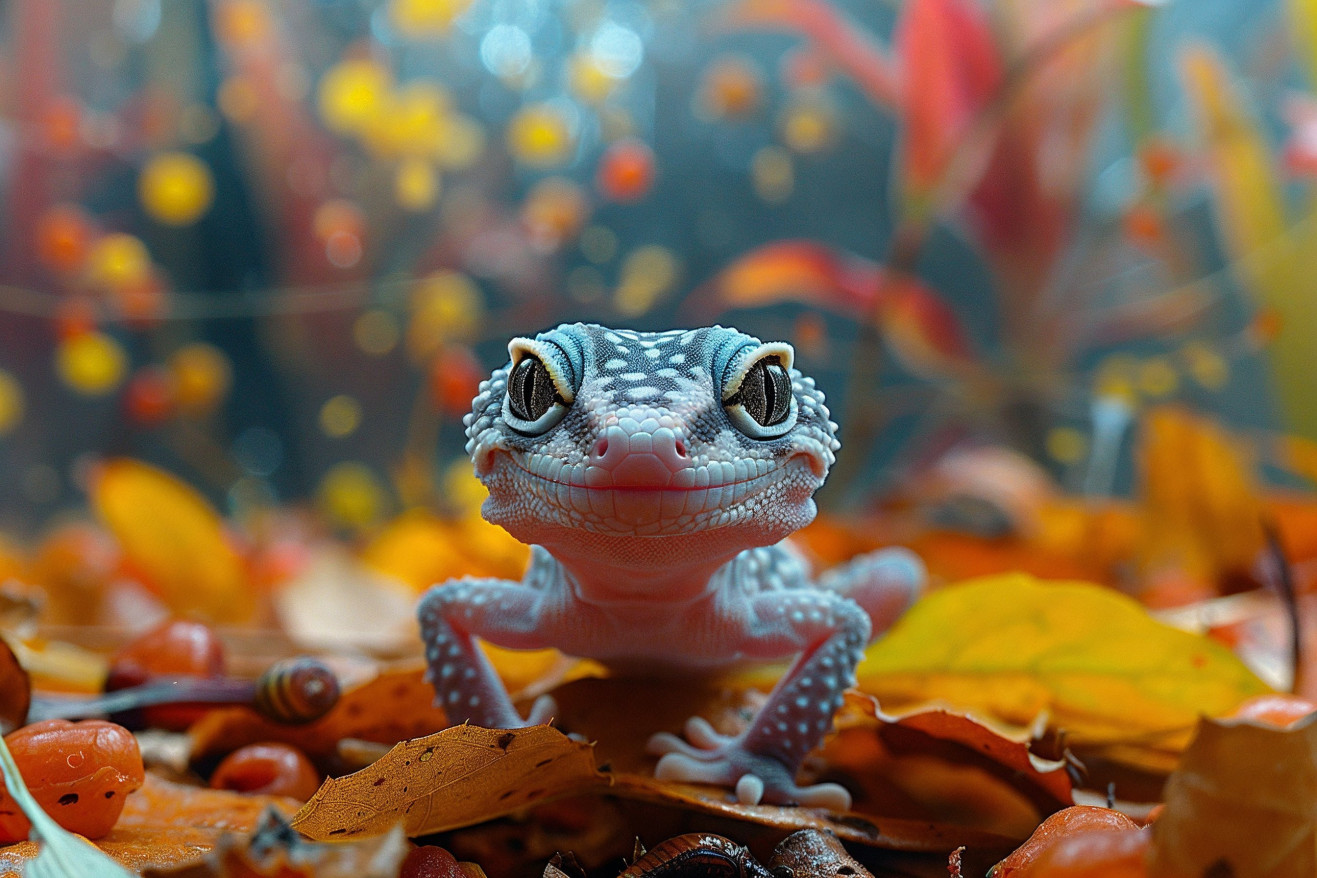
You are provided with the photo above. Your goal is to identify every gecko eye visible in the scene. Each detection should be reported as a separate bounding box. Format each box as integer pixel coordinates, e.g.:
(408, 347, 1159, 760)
(724, 356, 795, 439)
(505, 353, 570, 433)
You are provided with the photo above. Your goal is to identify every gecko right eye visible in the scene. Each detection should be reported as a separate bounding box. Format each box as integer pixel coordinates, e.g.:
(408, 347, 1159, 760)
(505, 353, 571, 433)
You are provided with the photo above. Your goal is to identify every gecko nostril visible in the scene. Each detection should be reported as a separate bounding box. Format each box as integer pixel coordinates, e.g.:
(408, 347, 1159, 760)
(674, 438, 688, 458)
(594, 436, 609, 458)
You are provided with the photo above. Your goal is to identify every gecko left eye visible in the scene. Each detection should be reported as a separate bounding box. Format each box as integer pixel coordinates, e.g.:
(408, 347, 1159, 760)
(505, 353, 571, 434)
(724, 356, 795, 439)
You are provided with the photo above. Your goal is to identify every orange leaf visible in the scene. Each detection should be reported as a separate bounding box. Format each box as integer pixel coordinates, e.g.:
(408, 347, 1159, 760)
(0, 774, 297, 874)
(291, 724, 604, 840)
(90, 459, 252, 624)
(189, 660, 450, 766)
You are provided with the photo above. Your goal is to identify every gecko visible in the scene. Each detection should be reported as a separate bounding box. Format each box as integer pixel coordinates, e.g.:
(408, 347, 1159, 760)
(417, 322, 924, 810)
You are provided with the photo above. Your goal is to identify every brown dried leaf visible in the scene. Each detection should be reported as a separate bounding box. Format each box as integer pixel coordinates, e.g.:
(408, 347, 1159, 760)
(0, 773, 298, 874)
(821, 694, 1072, 837)
(1148, 714, 1317, 878)
(189, 660, 450, 765)
(291, 724, 604, 840)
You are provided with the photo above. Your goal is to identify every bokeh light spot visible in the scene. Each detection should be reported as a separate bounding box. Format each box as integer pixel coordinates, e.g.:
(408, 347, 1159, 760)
(318, 462, 387, 529)
(139, 152, 215, 226)
(320, 395, 363, 438)
(507, 103, 575, 168)
(57, 332, 127, 396)
(0, 370, 24, 436)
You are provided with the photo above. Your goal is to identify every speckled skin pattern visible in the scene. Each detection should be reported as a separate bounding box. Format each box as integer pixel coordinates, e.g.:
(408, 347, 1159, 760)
(418, 323, 925, 810)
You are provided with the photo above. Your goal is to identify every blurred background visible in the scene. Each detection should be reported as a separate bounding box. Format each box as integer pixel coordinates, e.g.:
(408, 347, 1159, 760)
(1, 0, 1316, 633)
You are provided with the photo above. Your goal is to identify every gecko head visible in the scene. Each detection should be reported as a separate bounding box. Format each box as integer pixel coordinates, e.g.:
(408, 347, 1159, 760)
(462, 323, 841, 565)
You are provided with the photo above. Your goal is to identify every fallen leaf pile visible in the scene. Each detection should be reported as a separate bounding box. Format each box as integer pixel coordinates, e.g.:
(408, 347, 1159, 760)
(0, 445, 1315, 877)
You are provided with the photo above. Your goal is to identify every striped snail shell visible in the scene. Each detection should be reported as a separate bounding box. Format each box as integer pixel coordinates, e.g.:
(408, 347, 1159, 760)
(619, 834, 777, 878)
(251, 657, 340, 724)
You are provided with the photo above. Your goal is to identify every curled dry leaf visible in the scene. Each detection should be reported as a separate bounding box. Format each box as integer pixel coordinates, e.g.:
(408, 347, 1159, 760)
(1147, 713, 1317, 878)
(990, 805, 1142, 877)
(822, 694, 1072, 838)
(292, 724, 604, 840)
(857, 574, 1270, 750)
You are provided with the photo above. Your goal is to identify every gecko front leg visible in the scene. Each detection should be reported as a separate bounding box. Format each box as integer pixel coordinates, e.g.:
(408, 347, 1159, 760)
(417, 575, 557, 729)
(647, 591, 870, 811)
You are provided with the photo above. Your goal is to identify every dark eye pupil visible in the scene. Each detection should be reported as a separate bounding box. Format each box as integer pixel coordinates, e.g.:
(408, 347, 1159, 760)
(508, 356, 558, 421)
(734, 358, 791, 427)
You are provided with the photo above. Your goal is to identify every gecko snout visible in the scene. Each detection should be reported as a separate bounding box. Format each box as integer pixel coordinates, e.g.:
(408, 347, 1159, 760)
(589, 420, 692, 488)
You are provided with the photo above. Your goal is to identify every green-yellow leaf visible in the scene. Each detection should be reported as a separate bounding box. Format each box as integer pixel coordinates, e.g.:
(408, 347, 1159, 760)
(856, 573, 1270, 747)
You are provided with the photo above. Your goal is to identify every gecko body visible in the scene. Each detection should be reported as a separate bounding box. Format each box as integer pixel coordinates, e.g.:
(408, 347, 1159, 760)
(418, 323, 924, 810)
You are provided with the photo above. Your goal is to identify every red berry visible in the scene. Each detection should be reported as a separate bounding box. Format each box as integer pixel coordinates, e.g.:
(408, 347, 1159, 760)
(400, 845, 465, 878)
(106, 618, 226, 730)
(210, 743, 321, 801)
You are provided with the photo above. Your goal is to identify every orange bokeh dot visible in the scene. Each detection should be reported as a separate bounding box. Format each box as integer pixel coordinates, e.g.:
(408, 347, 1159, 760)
(700, 56, 763, 118)
(596, 138, 654, 203)
(43, 96, 83, 152)
(313, 199, 365, 240)
(125, 366, 177, 426)
(429, 345, 483, 414)
(36, 205, 94, 274)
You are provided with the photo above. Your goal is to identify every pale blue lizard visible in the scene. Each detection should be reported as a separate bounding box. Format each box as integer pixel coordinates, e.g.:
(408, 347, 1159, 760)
(418, 323, 924, 810)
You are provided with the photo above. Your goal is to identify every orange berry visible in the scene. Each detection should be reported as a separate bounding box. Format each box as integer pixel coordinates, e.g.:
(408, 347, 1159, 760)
(106, 618, 226, 730)
(210, 743, 321, 801)
(0, 720, 144, 843)
(401, 845, 465, 878)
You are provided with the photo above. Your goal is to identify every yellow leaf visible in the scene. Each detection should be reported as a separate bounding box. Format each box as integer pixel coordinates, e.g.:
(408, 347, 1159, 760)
(1181, 44, 1317, 440)
(90, 459, 251, 624)
(1148, 714, 1317, 878)
(856, 574, 1270, 747)
(291, 724, 604, 840)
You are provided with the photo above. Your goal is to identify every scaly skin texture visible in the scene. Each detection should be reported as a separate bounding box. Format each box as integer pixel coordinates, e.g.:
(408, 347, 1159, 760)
(418, 323, 924, 810)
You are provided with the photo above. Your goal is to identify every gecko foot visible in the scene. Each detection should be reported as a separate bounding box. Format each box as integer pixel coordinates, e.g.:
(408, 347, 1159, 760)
(646, 717, 852, 811)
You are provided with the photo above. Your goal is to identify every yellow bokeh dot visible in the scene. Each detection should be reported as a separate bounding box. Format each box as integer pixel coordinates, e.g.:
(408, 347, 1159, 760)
(354, 309, 400, 356)
(318, 58, 391, 135)
(318, 461, 387, 529)
(1094, 353, 1139, 403)
(320, 394, 363, 438)
(367, 81, 451, 159)
(1181, 341, 1229, 390)
(139, 152, 215, 226)
(86, 233, 151, 291)
(169, 343, 232, 413)
(57, 332, 127, 396)
(407, 271, 483, 362)
(389, 0, 473, 38)
(0, 369, 23, 436)
(1137, 356, 1179, 398)
(751, 145, 794, 203)
(434, 115, 486, 169)
(394, 158, 440, 211)
(506, 104, 575, 168)
(615, 245, 680, 317)
(781, 100, 836, 154)
(568, 53, 619, 104)
(1046, 426, 1088, 465)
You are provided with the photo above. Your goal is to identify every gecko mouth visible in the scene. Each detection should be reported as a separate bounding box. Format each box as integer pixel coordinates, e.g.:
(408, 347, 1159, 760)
(491, 451, 823, 535)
